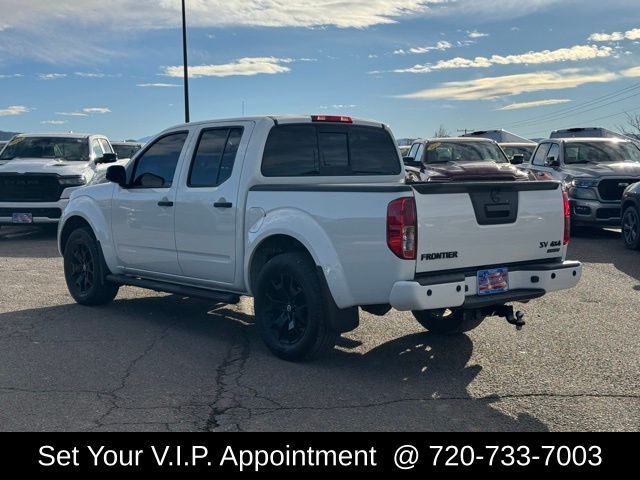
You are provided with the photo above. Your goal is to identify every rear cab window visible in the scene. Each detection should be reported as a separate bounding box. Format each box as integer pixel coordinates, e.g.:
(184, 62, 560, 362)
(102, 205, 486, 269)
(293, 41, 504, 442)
(261, 124, 401, 177)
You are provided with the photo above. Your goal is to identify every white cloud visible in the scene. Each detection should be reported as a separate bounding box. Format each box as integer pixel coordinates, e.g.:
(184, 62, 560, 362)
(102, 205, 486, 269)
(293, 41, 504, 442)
(467, 30, 489, 38)
(0, 105, 29, 116)
(394, 44, 612, 73)
(0, 73, 22, 78)
(56, 112, 89, 117)
(496, 98, 571, 110)
(589, 28, 640, 42)
(0, 1, 569, 63)
(39, 73, 66, 80)
(41, 120, 67, 125)
(622, 66, 640, 77)
(74, 72, 111, 78)
(394, 40, 453, 55)
(137, 83, 181, 87)
(164, 57, 294, 78)
(82, 107, 111, 114)
(0, 1, 437, 31)
(398, 69, 617, 100)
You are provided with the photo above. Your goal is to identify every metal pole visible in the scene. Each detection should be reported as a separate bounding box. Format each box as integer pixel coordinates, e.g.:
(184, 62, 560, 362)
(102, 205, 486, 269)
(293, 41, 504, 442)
(181, 0, 190, 123)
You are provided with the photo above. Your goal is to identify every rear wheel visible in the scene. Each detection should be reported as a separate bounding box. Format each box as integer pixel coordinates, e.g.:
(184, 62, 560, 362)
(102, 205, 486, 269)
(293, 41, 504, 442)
(412, 308, 485, 334)
(64, 228, 119, 305)
(254, 252, 338, 361)
(622, 205, 640, 250)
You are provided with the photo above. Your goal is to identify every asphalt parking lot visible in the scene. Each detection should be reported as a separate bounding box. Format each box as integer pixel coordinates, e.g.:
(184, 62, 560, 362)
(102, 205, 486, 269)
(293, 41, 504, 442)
(0, 226, 638, 432)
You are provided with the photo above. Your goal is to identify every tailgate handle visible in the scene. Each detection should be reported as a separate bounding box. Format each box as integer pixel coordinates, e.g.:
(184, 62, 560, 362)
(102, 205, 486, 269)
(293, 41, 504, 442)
(484, 203, 511, 218)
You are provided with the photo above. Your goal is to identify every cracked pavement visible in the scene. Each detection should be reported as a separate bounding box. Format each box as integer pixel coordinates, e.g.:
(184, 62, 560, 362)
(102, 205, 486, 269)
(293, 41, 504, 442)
(0, 226, 638, 431)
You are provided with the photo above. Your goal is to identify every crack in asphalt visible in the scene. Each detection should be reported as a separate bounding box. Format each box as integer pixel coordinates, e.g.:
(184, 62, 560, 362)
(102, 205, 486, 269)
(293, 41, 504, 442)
(85, 323, 176, 431)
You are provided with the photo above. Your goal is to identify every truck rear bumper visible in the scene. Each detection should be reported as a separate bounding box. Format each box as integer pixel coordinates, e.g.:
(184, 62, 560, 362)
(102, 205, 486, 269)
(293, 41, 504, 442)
(389, 260, 582, 311)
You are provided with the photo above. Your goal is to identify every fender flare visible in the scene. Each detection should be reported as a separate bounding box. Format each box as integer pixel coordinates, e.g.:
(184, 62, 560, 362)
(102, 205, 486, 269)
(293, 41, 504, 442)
(245, 208, 355, 308)
(58, 195, 120, 274)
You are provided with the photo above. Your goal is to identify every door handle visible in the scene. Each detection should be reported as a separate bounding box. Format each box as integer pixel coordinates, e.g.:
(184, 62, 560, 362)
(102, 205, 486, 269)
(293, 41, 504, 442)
(157, 200, 174, 207)
(214, 201, 233, 208)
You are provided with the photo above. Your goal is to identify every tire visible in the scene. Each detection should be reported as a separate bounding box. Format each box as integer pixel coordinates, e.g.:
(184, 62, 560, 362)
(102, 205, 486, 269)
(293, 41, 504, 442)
(622, 205, 640, 250)
(254, 252, 338, 361)
(63, 227, 119, 306)
(412, 308, 485, 334)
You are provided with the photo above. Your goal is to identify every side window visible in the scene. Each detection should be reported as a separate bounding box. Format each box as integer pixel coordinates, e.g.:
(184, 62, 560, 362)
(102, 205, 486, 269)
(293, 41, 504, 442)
(188, 127, 243, 187)
(98, 139, 113, 154)
(262, 125, 318, 176)
(545, 144, 560, 166)
(91, 139, 103, 158)
(131, 132, 188, 188)
(415, 143, 425, 163)
(531, 143, 551, 166)
(408, 143, 420, 158)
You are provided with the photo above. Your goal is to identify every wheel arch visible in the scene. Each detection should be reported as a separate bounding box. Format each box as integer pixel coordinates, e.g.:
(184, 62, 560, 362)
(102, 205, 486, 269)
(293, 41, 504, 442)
(59, 216, 94, 255)
(245, 217, 355, 309)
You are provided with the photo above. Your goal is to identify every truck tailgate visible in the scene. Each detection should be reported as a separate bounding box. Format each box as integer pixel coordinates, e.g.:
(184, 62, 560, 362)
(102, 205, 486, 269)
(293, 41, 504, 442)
(413, 181, 565, 273)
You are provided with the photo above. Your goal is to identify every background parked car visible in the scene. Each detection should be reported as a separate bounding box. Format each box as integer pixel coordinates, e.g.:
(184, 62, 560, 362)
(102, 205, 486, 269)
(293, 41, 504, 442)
(621, 181, 640, 249)
(403, 137, 529, 183)
(111, 141, 143, 160)
(527, 137, 640, 228)
(0, 133, 125, 226)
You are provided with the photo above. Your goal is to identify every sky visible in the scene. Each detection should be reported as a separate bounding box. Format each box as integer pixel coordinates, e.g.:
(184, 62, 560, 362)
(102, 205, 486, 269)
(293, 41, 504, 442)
(0, 0, 639, 141)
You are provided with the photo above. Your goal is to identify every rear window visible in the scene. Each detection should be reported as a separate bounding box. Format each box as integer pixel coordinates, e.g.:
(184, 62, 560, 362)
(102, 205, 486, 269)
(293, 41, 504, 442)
(261, 124, 401, 176)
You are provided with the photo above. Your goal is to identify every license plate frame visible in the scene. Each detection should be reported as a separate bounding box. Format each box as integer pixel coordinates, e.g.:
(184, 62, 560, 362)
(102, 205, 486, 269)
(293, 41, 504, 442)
(12, 213, 33, 224)
(477, 267, 509, 296)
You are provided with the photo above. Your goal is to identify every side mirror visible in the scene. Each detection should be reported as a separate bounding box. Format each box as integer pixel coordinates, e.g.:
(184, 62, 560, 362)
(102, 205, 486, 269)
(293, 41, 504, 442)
(96, 152, 118, 164)
(547, 156, 560, 168)
(403, 156, 422, 168)
(105, 165, 127, 187)
(510, 154, 525, 165)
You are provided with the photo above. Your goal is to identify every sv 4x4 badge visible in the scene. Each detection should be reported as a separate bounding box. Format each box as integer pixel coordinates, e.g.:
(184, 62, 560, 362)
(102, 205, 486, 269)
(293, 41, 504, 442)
(540, 240, 562, 253)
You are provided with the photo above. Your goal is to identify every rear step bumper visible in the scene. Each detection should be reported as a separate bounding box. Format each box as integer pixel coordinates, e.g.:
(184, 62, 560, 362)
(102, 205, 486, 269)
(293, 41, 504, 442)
(105, 274, 240, 304)
(389, 260, 581, 311)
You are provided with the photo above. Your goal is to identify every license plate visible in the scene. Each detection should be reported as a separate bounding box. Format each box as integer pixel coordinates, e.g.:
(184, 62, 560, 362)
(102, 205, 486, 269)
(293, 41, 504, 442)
(12, 213, 33, 224)
(477, 267, 509, 295)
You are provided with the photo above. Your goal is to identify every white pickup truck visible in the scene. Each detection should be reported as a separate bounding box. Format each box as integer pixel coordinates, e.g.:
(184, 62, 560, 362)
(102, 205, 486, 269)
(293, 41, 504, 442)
(0, 133, 128, 226)
(57, 115, 582, 361)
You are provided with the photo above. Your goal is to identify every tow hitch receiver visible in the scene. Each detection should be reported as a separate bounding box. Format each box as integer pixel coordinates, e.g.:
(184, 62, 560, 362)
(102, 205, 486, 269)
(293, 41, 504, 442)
(484, 305, 526, 331)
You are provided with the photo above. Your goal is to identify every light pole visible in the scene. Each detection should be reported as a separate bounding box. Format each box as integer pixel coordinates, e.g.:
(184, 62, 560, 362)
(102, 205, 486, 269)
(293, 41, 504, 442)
(181, 0, 190, 123)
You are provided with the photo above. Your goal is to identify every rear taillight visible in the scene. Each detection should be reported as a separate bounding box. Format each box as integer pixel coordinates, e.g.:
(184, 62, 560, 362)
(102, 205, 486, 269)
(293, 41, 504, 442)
(563, 191, 571, 245)
(387, 197, 417, 260)
(311, 115, 353, 123)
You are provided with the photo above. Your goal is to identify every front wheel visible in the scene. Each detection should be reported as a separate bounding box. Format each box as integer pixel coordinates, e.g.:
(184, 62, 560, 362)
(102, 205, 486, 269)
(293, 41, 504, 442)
(64, 228, 119, 305)
(254, 252, 338, 361)
(412, 308, 485, 334)
(622, 205, 640, 250)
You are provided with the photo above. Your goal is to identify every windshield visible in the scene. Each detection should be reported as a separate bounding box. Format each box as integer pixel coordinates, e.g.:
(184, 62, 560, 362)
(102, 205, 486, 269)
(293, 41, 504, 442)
(502, 145, 535, 162)
(424, 141, 508, 164)
(112, 144, 141, 159)
(0, 136, 90, 162)
(563, 142, 640, 164)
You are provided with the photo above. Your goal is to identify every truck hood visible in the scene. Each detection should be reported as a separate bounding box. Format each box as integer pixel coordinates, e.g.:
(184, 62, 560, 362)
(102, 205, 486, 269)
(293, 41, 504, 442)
(0, 157, 92, 176)
(420, 160, 528, 182)
(562, 162, 640, 179)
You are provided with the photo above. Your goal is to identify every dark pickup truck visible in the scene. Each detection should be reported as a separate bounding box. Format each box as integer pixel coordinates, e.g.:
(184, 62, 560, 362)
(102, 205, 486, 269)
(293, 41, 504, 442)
(403, 137, 529, 183)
